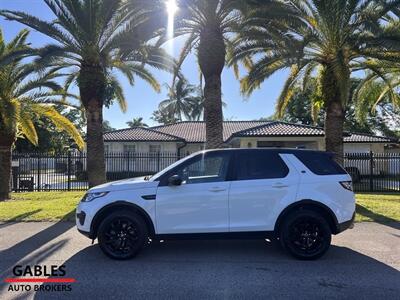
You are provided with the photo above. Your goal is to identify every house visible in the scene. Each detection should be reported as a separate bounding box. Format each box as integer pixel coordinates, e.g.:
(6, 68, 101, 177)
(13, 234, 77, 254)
(104, 120, 398, 155)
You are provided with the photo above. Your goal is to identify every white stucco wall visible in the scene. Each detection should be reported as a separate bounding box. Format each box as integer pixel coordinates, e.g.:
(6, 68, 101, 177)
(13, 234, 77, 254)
(104, 141, 178, 153)
(105, 139, 386, 154)
(180, 143, 205, 155)
(238, 137, 324, 150)
(343, 143, 384, 153)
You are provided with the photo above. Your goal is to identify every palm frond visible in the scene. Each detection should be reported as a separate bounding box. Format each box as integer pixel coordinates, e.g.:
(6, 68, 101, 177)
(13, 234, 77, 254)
(275, 64, 303, 118)
(29, 103, 84, 149)
(0, 10, 78, 47)
(107, 75, 127, 112)
(18, 111, 38, 145)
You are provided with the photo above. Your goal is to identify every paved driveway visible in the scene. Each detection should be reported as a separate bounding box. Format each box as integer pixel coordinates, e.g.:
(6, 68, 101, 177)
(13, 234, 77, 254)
(0, 222, 399, 299)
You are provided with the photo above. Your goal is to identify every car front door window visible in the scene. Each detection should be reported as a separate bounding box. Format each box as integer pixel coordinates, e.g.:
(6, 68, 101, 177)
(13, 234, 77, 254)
(174, 153, 229, 184)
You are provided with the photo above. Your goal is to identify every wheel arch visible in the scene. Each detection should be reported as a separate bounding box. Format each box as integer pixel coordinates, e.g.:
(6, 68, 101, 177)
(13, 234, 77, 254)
(90, 201, 156, 239)
(274, 200, 340, 235)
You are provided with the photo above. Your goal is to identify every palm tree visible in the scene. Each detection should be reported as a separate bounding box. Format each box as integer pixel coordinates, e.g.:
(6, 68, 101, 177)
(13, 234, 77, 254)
(103, 120, 116, 132)
(1, 0, 173, 186)
(353, 9, 400, 122)
(151, 108, 179, 125)
(126, 117, 148, 128)
(0, 29, 83, 201)
(171, 0, 247, 148)
(353, 62, 400, 123)
(158, 78, 202, 121)
(230, 0, 398, 163)
(189, 95, 205, 121)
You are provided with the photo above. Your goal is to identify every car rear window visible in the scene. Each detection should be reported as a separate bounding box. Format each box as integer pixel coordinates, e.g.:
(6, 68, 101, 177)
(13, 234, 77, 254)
(295, 152, 347, 175)
(236, 151, 289, 180)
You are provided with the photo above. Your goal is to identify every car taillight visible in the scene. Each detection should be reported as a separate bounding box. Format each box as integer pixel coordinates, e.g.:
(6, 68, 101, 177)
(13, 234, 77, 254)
(340, 181, 353, 191)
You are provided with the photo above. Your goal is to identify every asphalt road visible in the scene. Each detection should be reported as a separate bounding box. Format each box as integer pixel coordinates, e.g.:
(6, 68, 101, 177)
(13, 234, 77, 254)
(0, 222, 399, 299)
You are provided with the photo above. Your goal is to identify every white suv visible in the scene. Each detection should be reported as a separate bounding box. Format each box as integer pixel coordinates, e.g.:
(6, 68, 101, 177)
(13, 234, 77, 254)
(76, 149, 355, 260)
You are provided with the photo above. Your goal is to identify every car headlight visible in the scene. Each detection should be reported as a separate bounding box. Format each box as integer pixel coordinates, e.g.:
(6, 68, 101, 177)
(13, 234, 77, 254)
(81, 192, 109, 202)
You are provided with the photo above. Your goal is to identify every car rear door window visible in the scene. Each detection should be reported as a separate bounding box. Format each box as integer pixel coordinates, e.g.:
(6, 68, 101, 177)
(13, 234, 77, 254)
(294, 152, 347, 175)
(236, 151, 289, 180)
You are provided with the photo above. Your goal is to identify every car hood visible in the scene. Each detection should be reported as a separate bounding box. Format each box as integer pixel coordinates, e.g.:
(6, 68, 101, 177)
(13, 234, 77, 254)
(89, 177, 159, 192)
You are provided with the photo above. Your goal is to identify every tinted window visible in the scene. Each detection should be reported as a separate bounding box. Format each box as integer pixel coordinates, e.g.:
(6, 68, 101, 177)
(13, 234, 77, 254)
(236, 151, 289, 180)
(295, 152, 346, 175)
(171, 152, 230, 184)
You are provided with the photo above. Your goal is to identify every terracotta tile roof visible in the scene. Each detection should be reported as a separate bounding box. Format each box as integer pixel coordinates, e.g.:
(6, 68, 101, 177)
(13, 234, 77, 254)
(231, 121, 325, 138)
(103, 127, 183, 142)
(153, 121, 271, 143)
(103, 121, 397, 144)
(344, 133, 397, 143)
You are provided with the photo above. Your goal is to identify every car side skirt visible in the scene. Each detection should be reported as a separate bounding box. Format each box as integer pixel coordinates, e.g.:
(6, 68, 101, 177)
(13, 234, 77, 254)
(154, 231, 276, 241)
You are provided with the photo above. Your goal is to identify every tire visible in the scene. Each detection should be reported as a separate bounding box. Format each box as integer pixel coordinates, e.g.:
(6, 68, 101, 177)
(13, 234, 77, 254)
(97, 211, 148, 260)
(279, 209, 331, 260)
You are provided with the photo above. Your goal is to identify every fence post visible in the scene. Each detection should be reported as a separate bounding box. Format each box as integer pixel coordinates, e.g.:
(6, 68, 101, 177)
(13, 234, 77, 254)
(369, 151, 374, 192)
(67, 151, 72, 191)
(37, 154, 41, 192)
(127, 151, 130, 173)
(157, 152, 161, 172)
(12, 153, 18, 192)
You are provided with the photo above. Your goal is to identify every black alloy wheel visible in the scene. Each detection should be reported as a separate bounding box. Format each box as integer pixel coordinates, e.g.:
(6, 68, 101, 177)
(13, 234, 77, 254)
(280, 210, 331, 260)
(98, 211, 148, 260)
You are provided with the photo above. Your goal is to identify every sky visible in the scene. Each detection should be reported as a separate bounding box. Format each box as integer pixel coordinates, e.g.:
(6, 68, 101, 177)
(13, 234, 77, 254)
(0, 0, 289, 129)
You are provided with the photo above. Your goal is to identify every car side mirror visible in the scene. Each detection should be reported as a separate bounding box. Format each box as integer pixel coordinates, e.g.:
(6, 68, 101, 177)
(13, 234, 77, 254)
(168, 174, 182, 186)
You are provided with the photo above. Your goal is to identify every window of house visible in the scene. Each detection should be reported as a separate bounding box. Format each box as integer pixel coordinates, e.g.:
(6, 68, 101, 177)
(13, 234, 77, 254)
(123, 144, 136, 153)
(104, 145, 110, 153)
(149, 145, 161, 153)
(149, 145, 161, 161)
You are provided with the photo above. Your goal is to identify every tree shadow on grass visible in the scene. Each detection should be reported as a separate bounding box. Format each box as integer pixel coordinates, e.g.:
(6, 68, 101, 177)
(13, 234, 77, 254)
(31, 239, 400, 299)
(0, 209, 75, 278)
(59, 209, 76, 222)
(0, 209, 43, 229)
(356, 204, 400, 230)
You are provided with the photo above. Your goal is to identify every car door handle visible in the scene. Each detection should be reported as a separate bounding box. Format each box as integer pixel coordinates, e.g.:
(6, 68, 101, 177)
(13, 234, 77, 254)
(209, 187, 226, 192)
(272, 183, 288, 188)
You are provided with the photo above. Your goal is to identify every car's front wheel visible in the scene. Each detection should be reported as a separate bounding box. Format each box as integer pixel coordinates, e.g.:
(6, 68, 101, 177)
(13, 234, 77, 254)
(279, 210, 331, 260)
(97, 211, 148, 260)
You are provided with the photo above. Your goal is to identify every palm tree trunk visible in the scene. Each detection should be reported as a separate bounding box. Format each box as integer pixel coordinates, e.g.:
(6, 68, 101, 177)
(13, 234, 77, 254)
(85, 99, 106, 187)
(0, 133, 15, 201)
(198, 23, 225, 149)
(79, 65, 107, 187)
(203, 75, 224, 149)
(325, 101, 345, 164)
(321, 65, 349, 165)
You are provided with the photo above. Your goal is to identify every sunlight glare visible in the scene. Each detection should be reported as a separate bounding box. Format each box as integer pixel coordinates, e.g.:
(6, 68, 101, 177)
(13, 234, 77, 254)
(166, 0, 178, 17)
(166, 0, 178, 55)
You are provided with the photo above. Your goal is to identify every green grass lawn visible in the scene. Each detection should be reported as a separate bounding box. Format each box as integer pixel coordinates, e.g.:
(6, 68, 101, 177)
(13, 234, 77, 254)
(0, 192, 399, 223)
(355, 193, 400, 223)
(0, 192, 84, 222)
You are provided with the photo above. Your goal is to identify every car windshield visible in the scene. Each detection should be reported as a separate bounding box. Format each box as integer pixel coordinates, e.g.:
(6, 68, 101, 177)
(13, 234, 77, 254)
(149, 152, 200, 181)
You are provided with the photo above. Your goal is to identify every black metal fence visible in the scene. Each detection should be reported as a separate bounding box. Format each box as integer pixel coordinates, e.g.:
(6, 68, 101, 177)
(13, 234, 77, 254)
(11, 151, 400, 193)
(11, 152, 180, 192)
(344, 152, 400, 193)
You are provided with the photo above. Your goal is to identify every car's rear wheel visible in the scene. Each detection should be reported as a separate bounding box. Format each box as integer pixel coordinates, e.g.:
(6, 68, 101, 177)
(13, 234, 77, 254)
(279, 210, 331, 260)
(97, 211, 148, 260)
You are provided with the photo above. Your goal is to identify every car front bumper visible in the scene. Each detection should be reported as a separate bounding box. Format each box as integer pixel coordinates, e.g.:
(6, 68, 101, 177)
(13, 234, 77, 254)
(337, 212, 355, 233)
